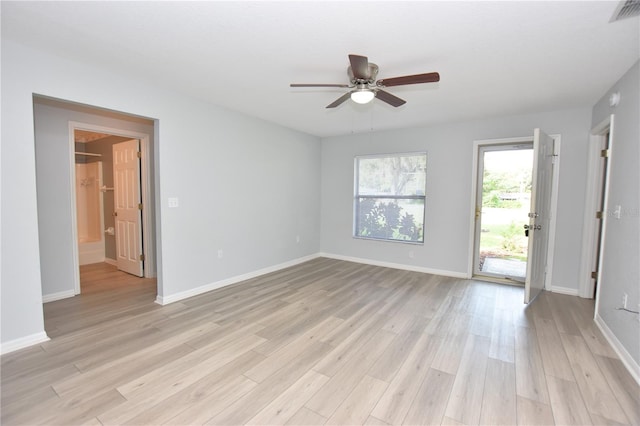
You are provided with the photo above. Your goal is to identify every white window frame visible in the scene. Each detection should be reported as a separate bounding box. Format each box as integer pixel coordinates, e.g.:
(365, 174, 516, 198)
(353, 152, 427, 244)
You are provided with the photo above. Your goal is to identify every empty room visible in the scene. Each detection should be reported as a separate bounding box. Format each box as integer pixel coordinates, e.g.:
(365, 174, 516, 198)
(1, 1, 639, 425)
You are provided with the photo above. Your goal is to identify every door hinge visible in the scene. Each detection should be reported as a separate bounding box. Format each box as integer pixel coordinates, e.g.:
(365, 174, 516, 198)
(137, 151, 142, 159)
(138, 203, 143, 210)
(139, 254, 145, 261)
(596, 211, 603, 219)
(600, 149, 610, 158)
(591, 271, 598, 279)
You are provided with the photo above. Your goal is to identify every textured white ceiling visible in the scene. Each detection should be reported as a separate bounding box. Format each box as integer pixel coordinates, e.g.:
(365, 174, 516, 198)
(3, 1, 639, 137)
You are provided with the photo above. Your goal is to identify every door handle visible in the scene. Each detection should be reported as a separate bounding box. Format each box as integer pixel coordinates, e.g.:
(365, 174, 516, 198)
(524, 224, 541, 237)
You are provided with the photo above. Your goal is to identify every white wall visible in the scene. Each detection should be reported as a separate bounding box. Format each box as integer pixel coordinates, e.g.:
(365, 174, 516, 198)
(1, 39, 321, 350)
(33, 99, 155, 299)
(320, 107, 592, 292)
(592, 61, 640, 367)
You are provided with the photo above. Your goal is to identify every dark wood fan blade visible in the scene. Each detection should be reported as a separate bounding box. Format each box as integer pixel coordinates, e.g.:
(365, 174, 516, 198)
(326, 92, 352, 108)
(290, 83, 351, 88)
(349, 54, 370, 80)
(377, 72, 440, 87)
(375, 90, 406, 107)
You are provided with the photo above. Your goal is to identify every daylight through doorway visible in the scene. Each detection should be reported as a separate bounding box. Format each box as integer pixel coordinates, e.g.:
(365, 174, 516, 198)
(474, 144, 533, 283)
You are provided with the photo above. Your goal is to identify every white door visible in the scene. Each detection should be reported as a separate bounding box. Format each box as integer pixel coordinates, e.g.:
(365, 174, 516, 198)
(524, 129, 554, 303)
(113, 139, 143, 277)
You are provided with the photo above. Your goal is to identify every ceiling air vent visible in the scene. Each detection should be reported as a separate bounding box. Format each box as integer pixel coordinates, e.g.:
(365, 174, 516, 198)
(610, 0, 640, 22)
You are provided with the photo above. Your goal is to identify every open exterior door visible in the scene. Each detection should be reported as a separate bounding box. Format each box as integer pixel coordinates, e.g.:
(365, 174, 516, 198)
(524, 129, 554, 303)
(113, 139, 144, 277)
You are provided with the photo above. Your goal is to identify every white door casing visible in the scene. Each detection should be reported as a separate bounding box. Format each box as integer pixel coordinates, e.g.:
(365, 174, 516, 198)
(113, 139, 144, 277)
(524, 129, 554, 304)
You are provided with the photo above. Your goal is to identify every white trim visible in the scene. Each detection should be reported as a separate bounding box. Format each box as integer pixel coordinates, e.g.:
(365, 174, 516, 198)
(595, 314, 640, 385)
(320, 252, 468, 279)
(469, 137, 535, 278)
(544, 136, 561, 291)
(1, 332, 50, 355)
(467, 134, 560, 290)
(581, 115, 614, 300)
(104, 257, 117, 266)
(550, 286, 579, 296)
(68, 122, 157, 297)
(42, 290, 76, 303)
(155, 254, 321, 305)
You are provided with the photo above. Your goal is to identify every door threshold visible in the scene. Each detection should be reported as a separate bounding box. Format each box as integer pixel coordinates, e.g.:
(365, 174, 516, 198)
(472, 274, 525, 287)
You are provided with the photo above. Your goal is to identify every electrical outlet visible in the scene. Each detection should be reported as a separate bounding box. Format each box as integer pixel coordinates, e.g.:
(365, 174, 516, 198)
(296, 235, 300, 244)
(622, 293, 628, 309)
(409, 251, 415, 259)
(217, 249, 223, 259)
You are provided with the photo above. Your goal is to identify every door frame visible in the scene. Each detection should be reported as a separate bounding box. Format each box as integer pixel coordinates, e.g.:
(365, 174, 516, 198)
(467, 135, 561, 293)
(579, 115, 614, 301)
(68, 121, 155, 295)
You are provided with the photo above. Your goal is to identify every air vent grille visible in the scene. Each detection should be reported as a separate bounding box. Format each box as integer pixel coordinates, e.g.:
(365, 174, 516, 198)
(611, 0, 640, 22)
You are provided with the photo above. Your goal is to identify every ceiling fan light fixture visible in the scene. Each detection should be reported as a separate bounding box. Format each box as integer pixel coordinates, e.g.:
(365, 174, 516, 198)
(350, 89, 375, 104)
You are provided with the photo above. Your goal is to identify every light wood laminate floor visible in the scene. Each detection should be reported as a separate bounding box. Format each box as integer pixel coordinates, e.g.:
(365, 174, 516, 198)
(2, 259, 639, 425)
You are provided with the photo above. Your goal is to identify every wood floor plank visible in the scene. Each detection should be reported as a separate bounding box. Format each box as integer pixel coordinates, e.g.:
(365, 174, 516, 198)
(368, 315, 428, 382)
(370, 333, 443, 425)
(205, 337, 334, 425)
(285, 407, 328, 425)
(559, 333, 629, 424)
(546, 376, 593, 425)
(443, 334, 491, 425)
(1, 261, 635, 426)
(326, 375, 388, 425)
(305, 329, 396, 418)
(403, 368, 455, 426)
(430, 312, 472, 375)
(479, 358, 517, 425)
(594, 355, 640, 425)
(160, 376, 257, 425)
(534, 316, 575, 381)
(247, 370, 330, 425)
(515, 325, 550, 404)
(245, 317, 337, 383)
(489, 307, 515, 363)
(124, 350, 264, 425)
(28, 389, 126, 426)
(516, 396, 555, 426)
(547, 293, 582, 336)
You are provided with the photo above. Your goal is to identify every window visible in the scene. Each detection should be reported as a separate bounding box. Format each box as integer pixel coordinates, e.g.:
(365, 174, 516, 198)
(354, 153, 427, 243)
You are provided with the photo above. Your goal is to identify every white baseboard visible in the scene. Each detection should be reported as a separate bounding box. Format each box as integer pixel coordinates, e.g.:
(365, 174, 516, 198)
(42, 289, 76, 303)
(1, 332, 50, 355)
(156, 253, 321, 305)
(318, 252, 468, 279)
(104, 257, 117, 266)
(550, 285, 579, 296)
(595, 314, 640, 385)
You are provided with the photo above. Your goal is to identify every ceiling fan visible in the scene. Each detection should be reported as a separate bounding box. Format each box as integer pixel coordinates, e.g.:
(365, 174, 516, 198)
(290, 54, 440, 109)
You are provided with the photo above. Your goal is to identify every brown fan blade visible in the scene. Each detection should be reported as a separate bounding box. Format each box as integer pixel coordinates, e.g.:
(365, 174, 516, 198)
(377, 72, 440, 87)
(290, 83, 351, 88)
(349, 54, 370, 80)
(375, 90, 406, 107)
(326, 92, 352, 109)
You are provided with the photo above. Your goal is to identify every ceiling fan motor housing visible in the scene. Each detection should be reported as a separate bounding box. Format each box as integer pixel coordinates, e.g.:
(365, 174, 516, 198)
(348, 63, 379, 85)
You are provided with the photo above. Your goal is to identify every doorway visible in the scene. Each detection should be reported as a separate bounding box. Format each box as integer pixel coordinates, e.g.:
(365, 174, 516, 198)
(580, 115, 614, 301)
(470, 131, 559, 304)
(473, 143, 533, 284)
(70, 122, 155, 295)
